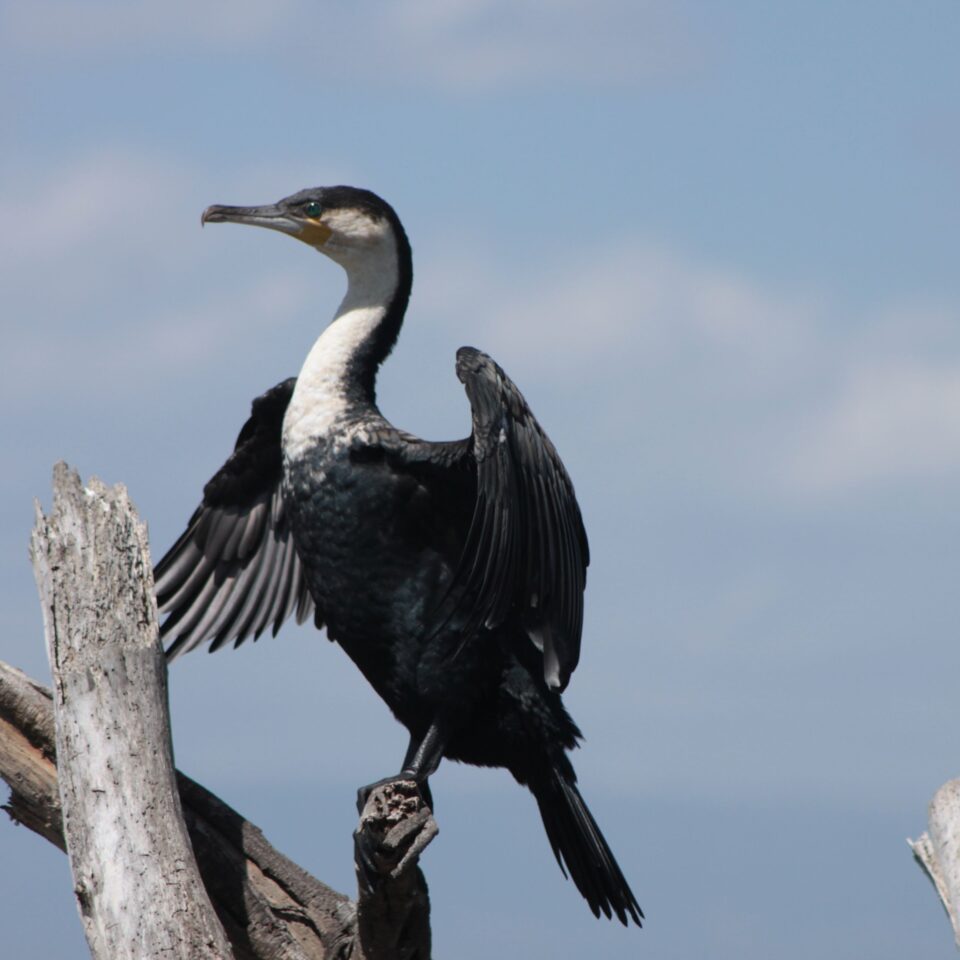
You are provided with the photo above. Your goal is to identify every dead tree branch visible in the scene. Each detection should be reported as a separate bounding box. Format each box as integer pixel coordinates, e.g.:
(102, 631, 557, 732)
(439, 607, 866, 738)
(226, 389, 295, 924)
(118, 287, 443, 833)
(1, 463, 436, 960)
(911, 779, 960, 947)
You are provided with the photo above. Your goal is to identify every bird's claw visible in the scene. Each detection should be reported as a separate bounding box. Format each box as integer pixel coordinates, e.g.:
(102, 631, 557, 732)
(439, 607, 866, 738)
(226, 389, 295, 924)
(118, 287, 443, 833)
(356, 774, 432, 814)
(353, 827, 382, 895)
(356, 775, 400, 815)
(353, 779, 438, 893)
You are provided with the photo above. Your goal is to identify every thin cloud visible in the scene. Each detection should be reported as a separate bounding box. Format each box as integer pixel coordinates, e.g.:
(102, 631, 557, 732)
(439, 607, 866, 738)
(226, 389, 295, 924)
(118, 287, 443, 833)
(1, 269, 314, 405)
(3, 0, 299, 51)
(0, 148, 311, 405)
(416, 238, 960, 502)
(8, 147, 959, 504)
(375, 0, 700, 89)
(414, 238, 813, 390)
(782, 359, 960, 496)
(0, 148, 192, 267)
(5, 0, 702, 90)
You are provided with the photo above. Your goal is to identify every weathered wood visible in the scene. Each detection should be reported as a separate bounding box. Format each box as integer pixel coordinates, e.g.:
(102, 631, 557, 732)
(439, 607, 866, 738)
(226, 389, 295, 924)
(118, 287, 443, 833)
(174, 773, 355, 960)
(355, 781, 435, 960)
(1, 656, 438, 960)
(911, 779, 960, 946)
(0, 659, 352, 960)
(31, 464, 234, 960)
(2, 462, 437, 959)
(0, 662, 61, 849)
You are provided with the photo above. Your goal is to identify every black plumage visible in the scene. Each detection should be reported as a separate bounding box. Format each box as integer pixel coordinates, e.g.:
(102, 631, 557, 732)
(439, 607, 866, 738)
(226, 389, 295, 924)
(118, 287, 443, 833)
(155, 186, 641, 926)
(156, 379, 315, 656)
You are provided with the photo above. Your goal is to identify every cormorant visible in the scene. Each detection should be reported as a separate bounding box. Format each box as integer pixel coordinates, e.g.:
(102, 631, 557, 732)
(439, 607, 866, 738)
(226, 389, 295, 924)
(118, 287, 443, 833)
(155, 186, 642, 926)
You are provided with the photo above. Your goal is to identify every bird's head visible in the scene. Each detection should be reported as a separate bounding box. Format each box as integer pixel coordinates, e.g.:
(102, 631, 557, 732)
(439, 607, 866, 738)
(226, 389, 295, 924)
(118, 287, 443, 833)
(201, 185, 406, 273)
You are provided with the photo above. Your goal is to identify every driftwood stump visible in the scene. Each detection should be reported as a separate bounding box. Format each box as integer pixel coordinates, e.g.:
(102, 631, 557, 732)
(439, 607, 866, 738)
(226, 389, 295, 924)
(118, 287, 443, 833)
(911, 779, 960, 948)
(31, 464, 232, 960)
(0, 463, 437, 960)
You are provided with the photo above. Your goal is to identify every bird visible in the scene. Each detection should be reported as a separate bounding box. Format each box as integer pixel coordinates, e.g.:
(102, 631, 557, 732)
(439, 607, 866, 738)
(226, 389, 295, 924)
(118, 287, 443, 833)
(154, 185, 642, 926)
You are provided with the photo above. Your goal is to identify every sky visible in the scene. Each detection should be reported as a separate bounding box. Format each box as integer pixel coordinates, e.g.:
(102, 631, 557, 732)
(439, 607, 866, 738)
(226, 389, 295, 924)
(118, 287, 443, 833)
(2, 1, 960, 956)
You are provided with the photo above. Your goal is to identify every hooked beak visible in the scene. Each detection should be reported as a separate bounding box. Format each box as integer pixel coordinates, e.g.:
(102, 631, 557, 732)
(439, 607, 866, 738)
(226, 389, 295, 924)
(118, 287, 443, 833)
(200, 203, 332, 247)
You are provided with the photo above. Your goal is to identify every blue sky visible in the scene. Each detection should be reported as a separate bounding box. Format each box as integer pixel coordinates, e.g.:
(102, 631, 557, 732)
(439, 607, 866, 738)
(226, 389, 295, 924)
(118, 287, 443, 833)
(2, 2, 959, 957)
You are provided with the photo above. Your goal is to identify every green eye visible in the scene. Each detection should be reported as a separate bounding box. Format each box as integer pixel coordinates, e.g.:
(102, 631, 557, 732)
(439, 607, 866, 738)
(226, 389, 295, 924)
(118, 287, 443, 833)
(303, 201, 322, 218)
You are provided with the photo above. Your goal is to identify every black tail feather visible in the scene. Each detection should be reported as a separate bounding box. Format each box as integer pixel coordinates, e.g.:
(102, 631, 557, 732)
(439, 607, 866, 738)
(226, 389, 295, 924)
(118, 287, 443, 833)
(532, 769, 643, 926)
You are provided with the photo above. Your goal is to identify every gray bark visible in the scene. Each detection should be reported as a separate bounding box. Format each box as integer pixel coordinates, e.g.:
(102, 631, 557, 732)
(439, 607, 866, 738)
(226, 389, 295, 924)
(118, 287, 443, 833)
(31, 464, 234, 960)
(911, 779, 960, 947)
(2, 463, 436, 959)
(0, 661, 62, 849)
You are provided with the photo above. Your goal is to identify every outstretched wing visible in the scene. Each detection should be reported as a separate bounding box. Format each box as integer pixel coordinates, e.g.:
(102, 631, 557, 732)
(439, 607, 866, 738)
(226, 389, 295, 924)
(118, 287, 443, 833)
(441, 346, 589, 691)
(155, 378, 316, 661)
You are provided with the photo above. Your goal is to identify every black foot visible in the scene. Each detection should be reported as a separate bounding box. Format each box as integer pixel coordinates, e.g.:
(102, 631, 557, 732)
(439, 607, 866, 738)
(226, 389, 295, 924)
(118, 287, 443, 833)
(354, 824, 382, 896)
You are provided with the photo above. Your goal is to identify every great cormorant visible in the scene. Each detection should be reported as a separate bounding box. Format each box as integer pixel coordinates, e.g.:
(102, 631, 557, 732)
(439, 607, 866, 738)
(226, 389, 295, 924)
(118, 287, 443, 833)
(155, 186, 642, 926)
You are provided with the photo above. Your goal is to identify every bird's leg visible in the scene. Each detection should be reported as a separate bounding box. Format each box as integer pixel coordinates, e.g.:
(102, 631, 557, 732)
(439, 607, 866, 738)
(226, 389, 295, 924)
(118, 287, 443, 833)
(401, 721, 446, 778)
(398, 722, 447, 804)
(356, 718, 451, 813)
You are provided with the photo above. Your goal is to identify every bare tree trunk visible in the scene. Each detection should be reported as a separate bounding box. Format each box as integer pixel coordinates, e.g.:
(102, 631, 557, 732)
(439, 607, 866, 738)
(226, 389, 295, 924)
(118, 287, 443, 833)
(1, 463, 436, 960)
(911, 780, 960, 947)
(31, 464, 234, 960)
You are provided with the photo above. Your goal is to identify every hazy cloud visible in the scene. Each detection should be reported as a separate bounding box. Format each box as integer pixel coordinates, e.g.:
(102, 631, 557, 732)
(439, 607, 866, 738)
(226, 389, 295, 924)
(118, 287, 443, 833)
(0, 148, 191, 266)
(417, 239, 960, 502)
(4, 0, 701, 90)
(782, 358, 960, 495)
(2, 268, 314, 404)
(7, 147, 959, 505)
(3, 0, 300, 50)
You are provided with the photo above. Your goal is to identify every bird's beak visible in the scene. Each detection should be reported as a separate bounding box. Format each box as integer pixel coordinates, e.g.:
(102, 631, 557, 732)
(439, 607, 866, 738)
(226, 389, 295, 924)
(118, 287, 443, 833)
(201, 203, 332, 247)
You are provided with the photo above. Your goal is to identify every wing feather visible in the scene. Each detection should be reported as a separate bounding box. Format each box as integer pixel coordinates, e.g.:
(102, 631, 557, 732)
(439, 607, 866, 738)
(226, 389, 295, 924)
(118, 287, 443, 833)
(442, 347, 589, 690)
(156, 379, 317, 660)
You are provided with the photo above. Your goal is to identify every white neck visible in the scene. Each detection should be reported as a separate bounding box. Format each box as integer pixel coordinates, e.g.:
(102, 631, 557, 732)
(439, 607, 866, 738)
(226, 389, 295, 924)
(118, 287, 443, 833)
(282, 238, 399, 460)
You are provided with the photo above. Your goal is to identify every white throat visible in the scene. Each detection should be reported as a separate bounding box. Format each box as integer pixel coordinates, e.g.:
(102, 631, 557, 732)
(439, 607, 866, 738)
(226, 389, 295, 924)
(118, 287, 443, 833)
(282, 236, 399, 461)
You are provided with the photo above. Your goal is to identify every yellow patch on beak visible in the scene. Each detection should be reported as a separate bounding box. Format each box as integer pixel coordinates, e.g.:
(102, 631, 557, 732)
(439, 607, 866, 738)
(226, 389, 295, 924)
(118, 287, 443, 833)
(297, 218, 333, 246)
